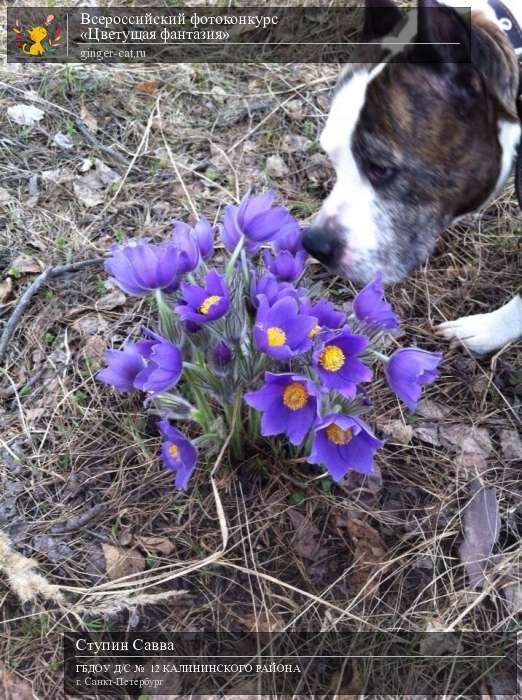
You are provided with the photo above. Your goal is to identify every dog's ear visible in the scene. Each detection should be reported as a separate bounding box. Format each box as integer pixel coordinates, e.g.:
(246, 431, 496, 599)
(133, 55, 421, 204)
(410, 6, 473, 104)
(470, 16, 520, 119)
(414, 0, 470, 64)
(362, 0, 406, 41)
(413, 0, 519, 118)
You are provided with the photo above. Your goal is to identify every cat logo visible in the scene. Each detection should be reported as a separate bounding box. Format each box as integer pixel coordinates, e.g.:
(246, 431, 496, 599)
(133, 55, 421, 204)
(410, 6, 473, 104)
(12, 14, 63, 57)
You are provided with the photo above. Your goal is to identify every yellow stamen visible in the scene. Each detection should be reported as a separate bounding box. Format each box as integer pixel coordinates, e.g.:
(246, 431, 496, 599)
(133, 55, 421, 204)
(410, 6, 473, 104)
(319, 344, 345, 372)
(168, 444, 180, 459)
(326, 424, 353, 445)
(309, 324, 322, 339)
(282, 382, 308, 411)
(267, 326, 286, 347)
(199, 294, 221, 315)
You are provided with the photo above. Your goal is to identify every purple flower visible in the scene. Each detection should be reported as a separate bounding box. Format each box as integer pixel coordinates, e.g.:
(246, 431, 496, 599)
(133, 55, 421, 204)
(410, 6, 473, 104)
(249, 271, 303, 309)
(313, 328, 372, 398)
(213, 340, 232, 367)
(105, 241, 181, 296)
(308, 414, 383, 481)
(221, 190, 298, 254)
(175, 269, 230, 326)
(96, 342, 145, 392)
(134, 328, 182, 395)
(254, 294, 316, 360)
(193, 216, 214, 260)
(273, 222, 304, 254)
(171, 221, 200, 274)
(158, 420, 198, 490)
(353, 273, 399, 330)
(300, 298, 345, 340)
(245, 372, 320, 445)
(385, 348, 443, 411)
(263, 249, 307, 283)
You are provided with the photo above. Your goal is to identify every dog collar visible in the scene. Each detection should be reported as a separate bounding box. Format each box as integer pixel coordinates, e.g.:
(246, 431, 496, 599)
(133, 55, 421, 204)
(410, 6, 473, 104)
(488, 0, 522, 56)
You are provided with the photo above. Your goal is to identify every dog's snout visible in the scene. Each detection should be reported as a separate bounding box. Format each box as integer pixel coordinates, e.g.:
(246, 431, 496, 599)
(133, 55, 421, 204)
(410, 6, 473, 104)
(302, 226, 340, 266)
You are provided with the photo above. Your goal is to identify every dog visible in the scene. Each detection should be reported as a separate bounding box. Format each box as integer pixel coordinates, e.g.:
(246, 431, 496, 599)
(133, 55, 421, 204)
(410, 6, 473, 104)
(302, 0, 522, 355)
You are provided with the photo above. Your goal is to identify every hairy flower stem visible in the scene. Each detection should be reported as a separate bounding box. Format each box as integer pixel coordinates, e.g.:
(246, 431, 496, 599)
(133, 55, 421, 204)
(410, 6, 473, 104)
(183, 368, 214, 432)
(240, 248, 250, 287)
(225, 235, 245, 283)
(371, 350, 390, 363)
(154, 289, 176, 342)
(224, 393, 243, 460)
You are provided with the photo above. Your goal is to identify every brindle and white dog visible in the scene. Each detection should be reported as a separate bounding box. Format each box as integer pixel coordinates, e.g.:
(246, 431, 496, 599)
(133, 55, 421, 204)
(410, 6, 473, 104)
(302, 0, 522, 354)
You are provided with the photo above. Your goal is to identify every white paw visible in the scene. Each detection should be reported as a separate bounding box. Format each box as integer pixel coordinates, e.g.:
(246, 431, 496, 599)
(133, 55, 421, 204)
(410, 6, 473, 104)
(437, 313, 506, 355)
(437, 296, 522, 355)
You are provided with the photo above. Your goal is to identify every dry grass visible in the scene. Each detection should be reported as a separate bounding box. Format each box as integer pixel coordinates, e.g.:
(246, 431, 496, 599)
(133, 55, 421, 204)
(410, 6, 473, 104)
(0, 7, 521, 698)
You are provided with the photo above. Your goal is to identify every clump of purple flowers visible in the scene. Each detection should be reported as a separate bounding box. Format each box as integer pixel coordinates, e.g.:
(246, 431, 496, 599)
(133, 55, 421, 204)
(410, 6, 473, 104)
(97, 190, 442, 490)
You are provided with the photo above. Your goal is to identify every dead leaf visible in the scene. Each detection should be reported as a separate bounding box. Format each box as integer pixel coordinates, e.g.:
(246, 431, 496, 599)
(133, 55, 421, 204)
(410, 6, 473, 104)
(502, 570, 522, 614)
(0, 278, 13, 304)
(281, 133, 311, 154)
(499, 429, 522, 461)
(414, 422, 441, 446)
(380, 419, 413, 444)
(94, 158, 121, 187)
(80, 104, 98, 132)
(102, 544, 146, 581)
(0, 664, 34, 700)
(134, 80, 158, 94)
(285, 98, 305, 120)
(73, 159, 121, 208)
(329, 659, 365, 697)
(346, 516, 387, 594)
(10, 254, 42, 275)
(83, 335, 107, 362)
(0, 187, 11, 206)
(287, 509, 323, 561)
(71, 313, 108, 336)
(266, 154, 289, 178)
(416, 399, 450, 419)
(239, 610, 282, 632)
(420, 620, 461, 656)
(7, 103, 44, 127)
(95, 289, 126, 311)
(135, 535, 176, 556)
(440, 424, 492, 473)
(53, 131, 74, 150)
(72, 179, 104, 208)
(41, 167, 75, 185)
(459, 479, 500, 589)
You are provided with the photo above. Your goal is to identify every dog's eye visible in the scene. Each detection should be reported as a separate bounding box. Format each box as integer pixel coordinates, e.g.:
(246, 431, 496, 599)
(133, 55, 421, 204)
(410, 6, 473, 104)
(366, 162, 397, 186)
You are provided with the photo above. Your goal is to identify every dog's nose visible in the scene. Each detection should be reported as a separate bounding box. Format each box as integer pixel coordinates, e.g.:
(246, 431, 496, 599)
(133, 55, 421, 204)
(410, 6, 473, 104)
(302, 227, 338, 266)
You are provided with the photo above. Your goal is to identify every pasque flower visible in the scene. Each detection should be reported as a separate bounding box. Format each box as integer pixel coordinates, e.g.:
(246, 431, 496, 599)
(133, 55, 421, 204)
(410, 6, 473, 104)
(134, 328, 182, 395)
(273, 222, 304, 254)
(254, 294, 316, 360)
(249, 271, 303, 308)
(97, 342, 145, 392)
(193, 216, 214, 260)
(300, 298, 345, 340)
(313, 328, 372, 398)
(175, 269, 230, 325)
(171, 221, 200, 274)
(353, 273, 399, 330)
(158, 420, 198, 490)
(171, 217, 215, 271)
(245, 372, 320, 445)
(213, 340, 232, 367)
(221, 190, 298, 254)
(308, 414, 383, 481)
(105, 241, 181, 295)
(263, 249, 307, 283)
(385, 348, 443, 411)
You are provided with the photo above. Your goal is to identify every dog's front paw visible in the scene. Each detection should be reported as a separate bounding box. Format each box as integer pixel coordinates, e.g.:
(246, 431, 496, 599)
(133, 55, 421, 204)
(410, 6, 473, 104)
(436, 313, 505, 355)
